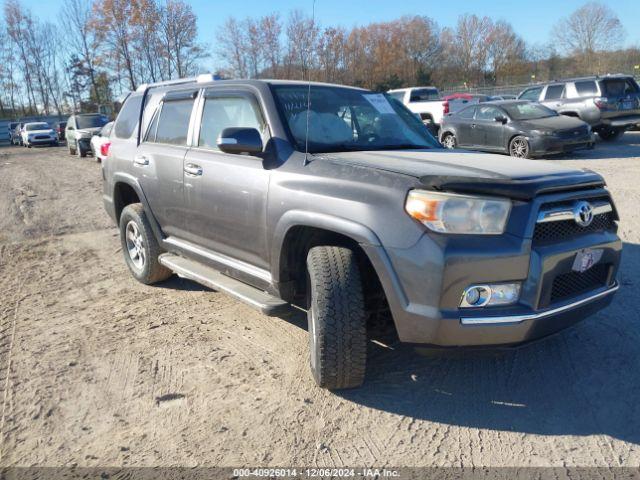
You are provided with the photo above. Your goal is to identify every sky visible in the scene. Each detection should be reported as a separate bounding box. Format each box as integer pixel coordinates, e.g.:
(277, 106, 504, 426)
(19, 0, 640, 68)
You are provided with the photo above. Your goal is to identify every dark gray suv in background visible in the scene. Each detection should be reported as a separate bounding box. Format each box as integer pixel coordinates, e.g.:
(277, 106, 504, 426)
(518, 74, 640, 140)
(103, 76, 622, 389)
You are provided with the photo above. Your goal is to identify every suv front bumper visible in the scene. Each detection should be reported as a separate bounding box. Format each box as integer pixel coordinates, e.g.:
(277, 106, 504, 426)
(363, 226, 621, 347)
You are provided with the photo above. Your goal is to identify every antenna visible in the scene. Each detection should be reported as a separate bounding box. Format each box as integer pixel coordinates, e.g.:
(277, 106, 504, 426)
(303, 0, 316, 166)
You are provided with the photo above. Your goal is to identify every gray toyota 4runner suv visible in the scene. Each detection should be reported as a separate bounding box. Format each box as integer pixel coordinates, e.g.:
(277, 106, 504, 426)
(103, 76, 622, 389)
(518, 74, 640, 141)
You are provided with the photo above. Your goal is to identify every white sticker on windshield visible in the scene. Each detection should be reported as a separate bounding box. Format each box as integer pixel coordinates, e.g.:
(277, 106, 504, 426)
(363, 94, 396, 114)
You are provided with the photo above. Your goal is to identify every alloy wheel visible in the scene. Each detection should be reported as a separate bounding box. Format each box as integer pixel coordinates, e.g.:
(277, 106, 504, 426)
(125, 220, 146, 270)
(510, 138, 529, 158)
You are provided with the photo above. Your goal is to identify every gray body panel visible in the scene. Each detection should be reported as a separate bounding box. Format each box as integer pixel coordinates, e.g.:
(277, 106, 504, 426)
(103, 79, 622, 347)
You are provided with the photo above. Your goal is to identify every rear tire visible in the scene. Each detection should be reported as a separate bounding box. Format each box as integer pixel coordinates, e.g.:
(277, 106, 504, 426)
(441, 132, 457, 149)
(597, 127, 624, 141)
(306, 246, 367, 390)
(76, 141, 87, 158)
(119, 204, 172, 285)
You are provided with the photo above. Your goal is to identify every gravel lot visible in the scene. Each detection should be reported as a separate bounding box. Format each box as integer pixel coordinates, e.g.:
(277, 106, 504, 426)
(1, 134, 640, 468)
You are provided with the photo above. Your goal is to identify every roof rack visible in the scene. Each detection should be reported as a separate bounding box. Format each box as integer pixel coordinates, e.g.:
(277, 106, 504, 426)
(135, 73, 218, 93)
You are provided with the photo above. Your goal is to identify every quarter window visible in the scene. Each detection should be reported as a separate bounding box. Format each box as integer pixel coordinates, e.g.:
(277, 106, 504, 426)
(153, 98, 195, 145)
(519, 87, 542, 101)
(198, 95, 265, 150)
(575, 81, 598, 96)
(544, 84, 565, 100)
(114, 95, 143, 139)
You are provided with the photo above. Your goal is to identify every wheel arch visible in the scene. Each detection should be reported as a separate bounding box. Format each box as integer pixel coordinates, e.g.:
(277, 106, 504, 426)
(272, 212, 384, 304)
(112, 173, 164, 243)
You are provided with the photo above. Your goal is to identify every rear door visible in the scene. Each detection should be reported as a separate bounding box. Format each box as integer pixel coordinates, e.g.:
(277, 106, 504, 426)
(453, 106, 477, 147)
(472, 105, 505, 149)
(135, 89, 197, 238)
(181, 88, 271, 270)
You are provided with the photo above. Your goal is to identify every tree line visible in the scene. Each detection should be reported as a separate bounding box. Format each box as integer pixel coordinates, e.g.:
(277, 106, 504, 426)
(0, 0, 638, 118)
(0, 0, 205, 117)
(216, 2, 638, 91)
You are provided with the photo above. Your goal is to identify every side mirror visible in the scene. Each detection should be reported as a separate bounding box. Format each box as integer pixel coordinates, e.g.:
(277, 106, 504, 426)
(495, 115, 507, 124)
(67, 126, 75, 131)
(217, 127, 263, 155)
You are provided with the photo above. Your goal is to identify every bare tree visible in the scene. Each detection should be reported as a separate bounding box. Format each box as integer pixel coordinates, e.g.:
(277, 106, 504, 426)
(59, 0, 103, 104)
(486, 21, 526, 84)
(259, 14, 282, 78)
(552, 2, 625, 72)
(216, 18, 248, 79)
(158, 0, 205, 79)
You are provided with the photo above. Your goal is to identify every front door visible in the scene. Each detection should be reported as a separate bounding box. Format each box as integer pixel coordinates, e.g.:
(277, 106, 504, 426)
(473, 105, 505, 150)
(181, 90, 271, 271)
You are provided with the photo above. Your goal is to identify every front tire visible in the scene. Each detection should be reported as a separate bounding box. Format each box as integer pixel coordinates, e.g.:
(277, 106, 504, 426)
(509, 135, 531, 158)
(306, 246, 367, 390)
(119, 204, 172, 285)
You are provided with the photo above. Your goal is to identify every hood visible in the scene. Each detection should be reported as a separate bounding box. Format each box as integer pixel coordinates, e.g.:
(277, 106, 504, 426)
(318, 149, 604, 200)
(518, 115, 586, 131)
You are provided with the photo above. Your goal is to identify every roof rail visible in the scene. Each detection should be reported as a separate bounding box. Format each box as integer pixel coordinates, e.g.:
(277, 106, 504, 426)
(135, 76, 198, 92)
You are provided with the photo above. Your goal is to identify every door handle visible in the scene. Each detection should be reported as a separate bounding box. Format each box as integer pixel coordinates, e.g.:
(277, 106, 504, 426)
(134, 155, 149, 166)
(184, 163, 203, 176)
(471, 124, 477, 128)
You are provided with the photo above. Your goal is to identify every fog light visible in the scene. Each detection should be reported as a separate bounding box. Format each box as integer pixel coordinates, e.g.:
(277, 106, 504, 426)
(460, 283, 520, 308)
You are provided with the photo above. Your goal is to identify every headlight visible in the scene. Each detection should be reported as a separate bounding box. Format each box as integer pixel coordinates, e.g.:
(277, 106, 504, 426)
(531, 129, 554, 136)
(405, 190, 511, 234)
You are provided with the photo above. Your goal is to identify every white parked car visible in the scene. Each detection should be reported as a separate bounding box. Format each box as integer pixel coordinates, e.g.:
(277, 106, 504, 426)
(21, 122, 59, 147)
(89, 121, 113, 162)
(387, 86, 444, 131)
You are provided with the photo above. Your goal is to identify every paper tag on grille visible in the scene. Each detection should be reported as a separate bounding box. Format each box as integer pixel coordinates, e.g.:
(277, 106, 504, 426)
(572, 248, 603, 273)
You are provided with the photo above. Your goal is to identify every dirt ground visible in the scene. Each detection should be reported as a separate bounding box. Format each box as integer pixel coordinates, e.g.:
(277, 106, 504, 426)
(1, 134, 640, 468)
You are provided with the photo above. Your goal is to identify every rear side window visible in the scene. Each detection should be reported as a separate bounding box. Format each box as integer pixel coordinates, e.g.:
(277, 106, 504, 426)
(575, 81, 598, 96)
(544, 84, 565, 100)
(114, 95, 143, 139)
(458, 106, 476, 119)
(409, 88, 439, 102)
(198, 96, 265, 150)
(519, 87, 542, 101)
(153, 98, 195, 145)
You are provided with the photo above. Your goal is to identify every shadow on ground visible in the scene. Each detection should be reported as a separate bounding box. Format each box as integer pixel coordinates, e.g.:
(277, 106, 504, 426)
(337, 241, 640, 445)
(550, 131, 640, 160)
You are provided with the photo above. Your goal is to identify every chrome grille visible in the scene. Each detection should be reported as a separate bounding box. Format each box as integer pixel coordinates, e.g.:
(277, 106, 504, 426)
(533, 212, 616, 243)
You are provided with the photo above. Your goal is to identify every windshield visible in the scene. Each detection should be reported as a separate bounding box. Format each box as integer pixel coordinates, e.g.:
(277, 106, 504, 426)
(76, 115, 108, 129)
(26, 123, 50, 131)
(501, 103, 558, 120)
(272, 85, 440, 154)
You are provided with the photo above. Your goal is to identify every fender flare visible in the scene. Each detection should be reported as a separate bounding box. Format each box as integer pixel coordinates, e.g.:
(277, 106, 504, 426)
(112, 172, 165, 243)
(270, 210, 382, 283)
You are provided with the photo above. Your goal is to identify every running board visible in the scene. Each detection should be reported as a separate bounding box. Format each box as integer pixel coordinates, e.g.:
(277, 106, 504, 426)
(158, 253, 289, 316)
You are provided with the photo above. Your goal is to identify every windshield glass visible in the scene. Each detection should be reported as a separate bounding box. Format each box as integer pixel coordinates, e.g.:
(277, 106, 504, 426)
(76, 115, 108, 129)
(26, 123, 50, 131)
(272, 85, 440, 153)
(501, 103, 558, 120)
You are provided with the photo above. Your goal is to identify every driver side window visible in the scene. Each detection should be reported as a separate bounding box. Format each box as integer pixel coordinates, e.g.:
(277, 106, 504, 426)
(198, 95, 266, 150)
(476, 106, 501, 121)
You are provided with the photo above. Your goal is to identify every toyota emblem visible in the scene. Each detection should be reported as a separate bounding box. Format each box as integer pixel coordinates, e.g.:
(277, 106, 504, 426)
(574, 201, 594, 227)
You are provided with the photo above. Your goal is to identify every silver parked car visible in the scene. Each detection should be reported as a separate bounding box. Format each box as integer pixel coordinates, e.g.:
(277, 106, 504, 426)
(518, 75, 640, 141)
